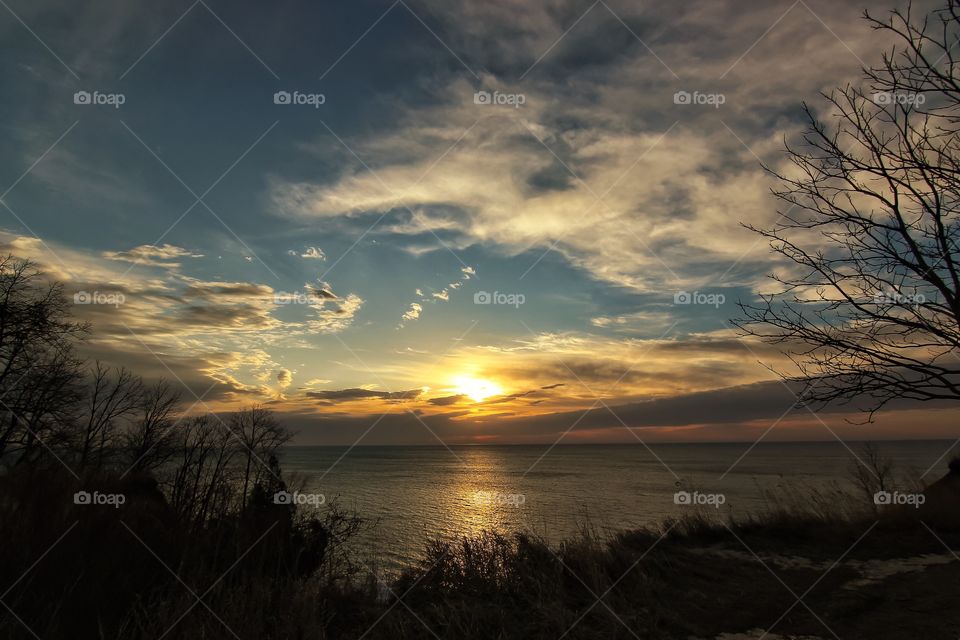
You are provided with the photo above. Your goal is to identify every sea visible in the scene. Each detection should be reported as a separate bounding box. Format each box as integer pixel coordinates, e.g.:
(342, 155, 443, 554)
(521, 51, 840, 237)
(278, 440, 957, 574)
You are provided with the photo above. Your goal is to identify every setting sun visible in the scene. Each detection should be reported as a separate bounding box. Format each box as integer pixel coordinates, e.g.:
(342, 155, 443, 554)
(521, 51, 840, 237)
(452, 376, 503, 402)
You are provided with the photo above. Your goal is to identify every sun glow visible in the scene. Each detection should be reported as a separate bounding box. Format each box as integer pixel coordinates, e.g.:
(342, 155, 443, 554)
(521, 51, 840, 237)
(452, 376, 503, 402)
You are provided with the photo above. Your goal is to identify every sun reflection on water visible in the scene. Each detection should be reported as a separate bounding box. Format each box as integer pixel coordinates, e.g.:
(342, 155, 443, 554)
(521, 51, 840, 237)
(445, 447, 527, 539)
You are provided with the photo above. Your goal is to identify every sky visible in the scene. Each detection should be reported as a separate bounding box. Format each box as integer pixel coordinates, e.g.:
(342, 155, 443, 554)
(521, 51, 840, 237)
(2, 0, 959, 445)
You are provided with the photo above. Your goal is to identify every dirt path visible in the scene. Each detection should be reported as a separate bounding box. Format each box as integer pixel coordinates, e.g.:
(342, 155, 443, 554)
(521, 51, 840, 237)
(684, 548, 960, 640)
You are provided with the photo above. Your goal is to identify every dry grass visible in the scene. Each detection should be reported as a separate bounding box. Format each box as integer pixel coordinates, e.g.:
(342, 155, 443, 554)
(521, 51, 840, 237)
(1, 455, 958, 639)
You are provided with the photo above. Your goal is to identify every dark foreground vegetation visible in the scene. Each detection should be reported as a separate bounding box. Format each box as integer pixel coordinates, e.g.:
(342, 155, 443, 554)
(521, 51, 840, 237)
(1, 256, 959, 639)
(2, 458, 960, 640)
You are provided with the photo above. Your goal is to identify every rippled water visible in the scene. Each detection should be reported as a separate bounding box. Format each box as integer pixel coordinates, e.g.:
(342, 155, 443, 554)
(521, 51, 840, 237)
(279, 440, 956, 573)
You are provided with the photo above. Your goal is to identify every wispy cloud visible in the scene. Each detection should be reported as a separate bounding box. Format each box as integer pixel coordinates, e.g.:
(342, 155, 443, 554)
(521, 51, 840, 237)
(103, 243, 203, 268)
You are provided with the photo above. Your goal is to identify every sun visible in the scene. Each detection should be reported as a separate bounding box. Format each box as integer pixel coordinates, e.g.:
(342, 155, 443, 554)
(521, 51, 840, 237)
(452, 376, 503, 402)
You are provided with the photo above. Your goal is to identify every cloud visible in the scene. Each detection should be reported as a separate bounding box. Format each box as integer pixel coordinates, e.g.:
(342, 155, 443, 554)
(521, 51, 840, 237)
(590, 310, 677, 334)
(103, 244, 202, 268)
(421, 328, 796, 416)
(0, 232, 365, 408)
(305, 387, 424, 404)
(269, 0, 886, 295)
(401, 265, 476, 325)
(275, 368, 293, 398)
(298, 247, 327, 260)
(307, 293, 364, 333)
(280, 394, 960, 446)
(282, 378, 960, 445)
(476, 379, 817, 434)
(400, 302, 423, 325)
(271, 108, 773, 293)
(5, 0, 929, 444)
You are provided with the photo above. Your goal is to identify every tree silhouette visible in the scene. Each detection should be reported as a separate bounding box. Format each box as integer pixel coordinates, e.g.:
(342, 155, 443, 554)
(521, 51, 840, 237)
(0, 256, 86, 461)
(738, 1, 960, 419)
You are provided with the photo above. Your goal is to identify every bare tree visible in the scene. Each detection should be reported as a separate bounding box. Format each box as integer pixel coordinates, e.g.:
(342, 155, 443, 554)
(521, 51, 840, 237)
(3, 349, 84, 464)
(229, 406, 291, 505)
(0, 256, 86, 462)
(850, 443, 896, 508)
(228, 406, 291, 508)
(122, 379, 182, 474)
(77, 363, 143, 468)
(737, 1, 960, 419)
(166, 415, 239, 526)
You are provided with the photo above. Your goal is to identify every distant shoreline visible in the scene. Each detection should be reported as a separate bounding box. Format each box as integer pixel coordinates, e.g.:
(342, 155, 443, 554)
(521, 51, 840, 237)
(282, 438, 958, 448)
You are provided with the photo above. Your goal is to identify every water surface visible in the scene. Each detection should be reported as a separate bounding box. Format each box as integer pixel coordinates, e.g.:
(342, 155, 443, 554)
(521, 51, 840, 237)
(279, 440, 956, 573)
